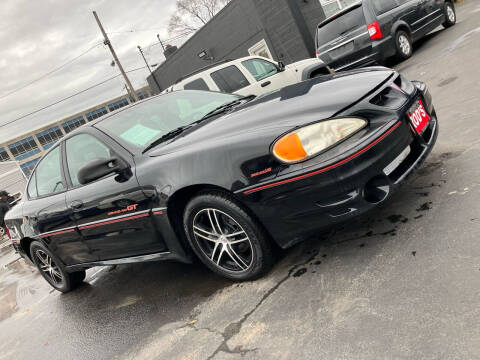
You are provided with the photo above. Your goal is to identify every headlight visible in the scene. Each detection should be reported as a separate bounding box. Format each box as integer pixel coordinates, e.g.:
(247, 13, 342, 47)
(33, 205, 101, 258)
(272, 118, 367, 163)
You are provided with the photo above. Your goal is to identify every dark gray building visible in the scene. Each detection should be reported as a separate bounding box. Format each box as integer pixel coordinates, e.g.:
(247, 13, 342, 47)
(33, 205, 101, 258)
(147, 0, 328, 93)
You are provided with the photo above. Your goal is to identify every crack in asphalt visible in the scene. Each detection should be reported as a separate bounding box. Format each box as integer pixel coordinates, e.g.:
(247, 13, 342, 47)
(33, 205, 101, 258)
(205, 250, 320, 360)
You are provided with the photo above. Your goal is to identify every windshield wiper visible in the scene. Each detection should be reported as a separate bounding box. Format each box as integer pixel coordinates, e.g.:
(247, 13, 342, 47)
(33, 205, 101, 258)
(199, 95, 256, 121)
(142, 96, 256, 154)
(142, 125, 191, 154)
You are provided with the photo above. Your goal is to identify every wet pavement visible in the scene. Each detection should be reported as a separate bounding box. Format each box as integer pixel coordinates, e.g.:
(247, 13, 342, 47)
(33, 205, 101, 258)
(1, 2, 479, 359)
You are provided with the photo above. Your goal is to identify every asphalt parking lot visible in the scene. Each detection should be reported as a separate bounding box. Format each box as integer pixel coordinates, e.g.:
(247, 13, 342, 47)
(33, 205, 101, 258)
(1, 2, 479, 359)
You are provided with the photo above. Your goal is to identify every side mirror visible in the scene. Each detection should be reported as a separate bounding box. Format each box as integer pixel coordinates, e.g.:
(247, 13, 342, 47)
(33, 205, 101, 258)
(77, 157, 130, 185)
(277, 61, 286, 72)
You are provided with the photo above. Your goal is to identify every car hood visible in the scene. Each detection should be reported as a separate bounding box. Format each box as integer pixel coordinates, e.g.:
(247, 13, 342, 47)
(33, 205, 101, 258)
(149, 67, 394, 156)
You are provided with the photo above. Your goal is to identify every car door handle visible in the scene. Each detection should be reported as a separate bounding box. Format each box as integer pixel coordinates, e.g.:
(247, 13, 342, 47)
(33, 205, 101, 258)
(261, 81, 271, 87)
(70, 201, 84, 210)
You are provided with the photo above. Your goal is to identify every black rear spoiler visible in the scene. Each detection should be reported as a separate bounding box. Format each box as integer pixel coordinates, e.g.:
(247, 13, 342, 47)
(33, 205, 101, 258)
(317, 1, 363, 29)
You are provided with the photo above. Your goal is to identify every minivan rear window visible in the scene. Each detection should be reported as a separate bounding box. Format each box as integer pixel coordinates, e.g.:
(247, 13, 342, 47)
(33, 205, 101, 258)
(372, 0, 398, 15)
(317, 5, 366, 46)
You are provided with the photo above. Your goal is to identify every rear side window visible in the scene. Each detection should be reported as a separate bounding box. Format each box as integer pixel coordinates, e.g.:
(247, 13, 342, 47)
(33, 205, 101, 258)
(210, 66, 250, 93)
(317, 6, 366, 46)
(184, 78, 210, 91)
(27, 173, 37, 198)
(35, 146, 65, 197)
(372, 0, 398, 15)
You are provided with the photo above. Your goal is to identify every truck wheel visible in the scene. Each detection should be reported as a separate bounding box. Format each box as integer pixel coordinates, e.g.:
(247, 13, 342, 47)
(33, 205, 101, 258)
(395, 30, 413, 60)
(184, 192, 274, 281)
(30, 241, 85, 293)
(443, 2, 456, 28)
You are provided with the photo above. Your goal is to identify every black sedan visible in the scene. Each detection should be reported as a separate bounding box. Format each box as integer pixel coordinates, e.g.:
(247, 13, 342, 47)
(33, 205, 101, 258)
(5, 67, 438, 292)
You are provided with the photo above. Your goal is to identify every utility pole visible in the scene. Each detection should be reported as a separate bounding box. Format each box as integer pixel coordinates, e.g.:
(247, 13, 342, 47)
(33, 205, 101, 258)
(124, 84, 133, 103)
(93, 11, 138, 102)
(157, 34, 166, 52)
(138, 46, 161, 92)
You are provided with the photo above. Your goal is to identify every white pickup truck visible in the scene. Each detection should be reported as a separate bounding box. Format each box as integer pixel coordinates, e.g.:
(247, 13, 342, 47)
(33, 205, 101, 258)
(162, 56, 333, 97)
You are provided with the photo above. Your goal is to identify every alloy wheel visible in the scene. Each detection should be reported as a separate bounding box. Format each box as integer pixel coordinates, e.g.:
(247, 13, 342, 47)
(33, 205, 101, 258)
(192, 208, 254, 273)
(447, 5, 455, 23)
(398, 34, 411, 56)
(35, 249, 64, 285)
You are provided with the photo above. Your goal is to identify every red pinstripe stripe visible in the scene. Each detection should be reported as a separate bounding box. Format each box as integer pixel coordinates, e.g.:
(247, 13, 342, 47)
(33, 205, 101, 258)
(153, 211, 164, 215)
(244, 121, 402, 195)
(40, 229, 75, 238)
(78, 213, 149, 230)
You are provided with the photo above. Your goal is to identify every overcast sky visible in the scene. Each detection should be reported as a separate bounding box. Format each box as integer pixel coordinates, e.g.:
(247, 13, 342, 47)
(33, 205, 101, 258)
(0, 0, 179, 144)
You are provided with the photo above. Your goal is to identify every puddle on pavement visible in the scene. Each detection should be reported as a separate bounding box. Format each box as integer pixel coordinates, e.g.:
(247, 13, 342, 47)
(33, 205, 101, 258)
(416, 202, 433, 212)
(0, 256, 47, 322)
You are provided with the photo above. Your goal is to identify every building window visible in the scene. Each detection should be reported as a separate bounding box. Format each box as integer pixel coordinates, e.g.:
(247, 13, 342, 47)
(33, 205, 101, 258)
(108, 98, 129, 112)
(137, 91, 150, 100)
(85, 107, 108, 121)
(36, 126, 63, 150)
(319, 0, 358, 18)
(0, 147, 10, 162)
(8, 137, 41, 161)
(62, 116, 86, 133)
(20, 157, 40, 178)
(248, 39, 273, 60)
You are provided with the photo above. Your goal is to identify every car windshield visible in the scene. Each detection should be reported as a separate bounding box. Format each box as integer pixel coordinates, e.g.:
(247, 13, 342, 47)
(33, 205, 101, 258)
(96, 90, 239, 150)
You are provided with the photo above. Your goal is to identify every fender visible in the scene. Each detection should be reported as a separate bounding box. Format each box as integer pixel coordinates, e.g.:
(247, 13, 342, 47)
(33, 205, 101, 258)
(390, 20, 412, 40)
(301, 63, 332, 81)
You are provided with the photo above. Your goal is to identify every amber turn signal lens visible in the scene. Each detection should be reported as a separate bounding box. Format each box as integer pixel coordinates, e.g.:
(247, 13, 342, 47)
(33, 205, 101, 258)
(272, 133, 307, 163)
(272, 118, 367, 164)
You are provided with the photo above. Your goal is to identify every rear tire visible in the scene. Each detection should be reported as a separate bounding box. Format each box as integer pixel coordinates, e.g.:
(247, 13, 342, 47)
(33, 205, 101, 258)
(443, 2, 456, 28)
(395, 30, 413, 60)
(30, 241, 85, 293)
(183, 192, 273, 281)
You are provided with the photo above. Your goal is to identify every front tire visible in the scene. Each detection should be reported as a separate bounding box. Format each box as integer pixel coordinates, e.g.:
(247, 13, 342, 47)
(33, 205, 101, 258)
(443, 2, 456, 28)
(30, 241, 85, 293)
(395, 30, 413, 60)
(183, 192, 273, 281)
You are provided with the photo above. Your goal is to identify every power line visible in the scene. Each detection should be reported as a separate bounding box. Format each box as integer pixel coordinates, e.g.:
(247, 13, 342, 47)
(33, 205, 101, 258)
(0, 66, 148, 129)
(0, 43, 103, 101)
(107, 28, 168, 35)
(144, 31, 195, 50)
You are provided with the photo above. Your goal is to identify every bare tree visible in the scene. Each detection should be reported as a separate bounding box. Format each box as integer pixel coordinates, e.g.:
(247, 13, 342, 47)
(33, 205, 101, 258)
(168, 0, 231, 37)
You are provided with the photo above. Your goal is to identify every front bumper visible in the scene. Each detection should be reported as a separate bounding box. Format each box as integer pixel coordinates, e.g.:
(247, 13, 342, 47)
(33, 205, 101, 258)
(240, 92, 438, 249)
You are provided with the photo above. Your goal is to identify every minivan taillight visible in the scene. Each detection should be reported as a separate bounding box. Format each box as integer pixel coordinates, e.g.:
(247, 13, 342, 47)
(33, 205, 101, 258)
(368, 21, 383, 40)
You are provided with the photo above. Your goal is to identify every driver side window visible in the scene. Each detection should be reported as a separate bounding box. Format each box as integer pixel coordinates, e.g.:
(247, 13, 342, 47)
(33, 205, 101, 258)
(66, 134, 112, 187)
(35, 146, 65, 197)
(241, 58, 279, 82)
